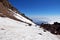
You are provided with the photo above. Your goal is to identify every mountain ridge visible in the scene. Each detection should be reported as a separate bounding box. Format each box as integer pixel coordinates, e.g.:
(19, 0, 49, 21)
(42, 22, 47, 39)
(0, 0, 35, 25)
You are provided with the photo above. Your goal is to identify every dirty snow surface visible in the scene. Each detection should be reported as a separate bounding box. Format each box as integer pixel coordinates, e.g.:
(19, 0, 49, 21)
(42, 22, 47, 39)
(0, 17, 60, 40)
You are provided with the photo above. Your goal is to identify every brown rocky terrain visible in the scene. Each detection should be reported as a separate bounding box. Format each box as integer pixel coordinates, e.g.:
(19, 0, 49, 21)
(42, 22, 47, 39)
(0, 0, 20, 19)
(0, 0, 18, 12)
(40, 22, 60, 35)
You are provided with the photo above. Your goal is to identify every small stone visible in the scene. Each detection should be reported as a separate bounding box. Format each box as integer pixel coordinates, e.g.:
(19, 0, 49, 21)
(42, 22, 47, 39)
(44, 30, 46, 32)
(38, 33, 42, 35)
(1, 28, 5, 30)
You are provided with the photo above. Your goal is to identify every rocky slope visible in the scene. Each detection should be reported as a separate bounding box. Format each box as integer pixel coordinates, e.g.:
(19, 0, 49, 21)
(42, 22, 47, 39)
(0, 0, 35, 25)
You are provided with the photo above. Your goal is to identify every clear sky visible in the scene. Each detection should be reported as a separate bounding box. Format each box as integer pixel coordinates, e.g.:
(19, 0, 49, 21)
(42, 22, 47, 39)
(9, 0, 60, 17)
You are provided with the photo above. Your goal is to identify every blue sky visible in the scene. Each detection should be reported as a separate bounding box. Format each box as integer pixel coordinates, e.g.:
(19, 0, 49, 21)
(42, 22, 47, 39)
(9, 0, 60, 17)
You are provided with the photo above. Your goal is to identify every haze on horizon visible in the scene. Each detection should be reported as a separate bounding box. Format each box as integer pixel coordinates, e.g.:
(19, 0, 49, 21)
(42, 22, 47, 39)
(9, 0, 60, 17)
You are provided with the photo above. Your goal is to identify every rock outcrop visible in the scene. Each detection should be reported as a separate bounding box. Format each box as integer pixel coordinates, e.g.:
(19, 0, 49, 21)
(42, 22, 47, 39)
(40, 22, 60, 35)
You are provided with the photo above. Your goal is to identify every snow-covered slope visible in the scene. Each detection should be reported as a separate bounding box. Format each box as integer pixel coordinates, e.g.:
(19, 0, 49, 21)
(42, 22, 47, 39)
(0, 0, 60, 40)
(0, 17, 60, 40)
(8, 9, 35, 25)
